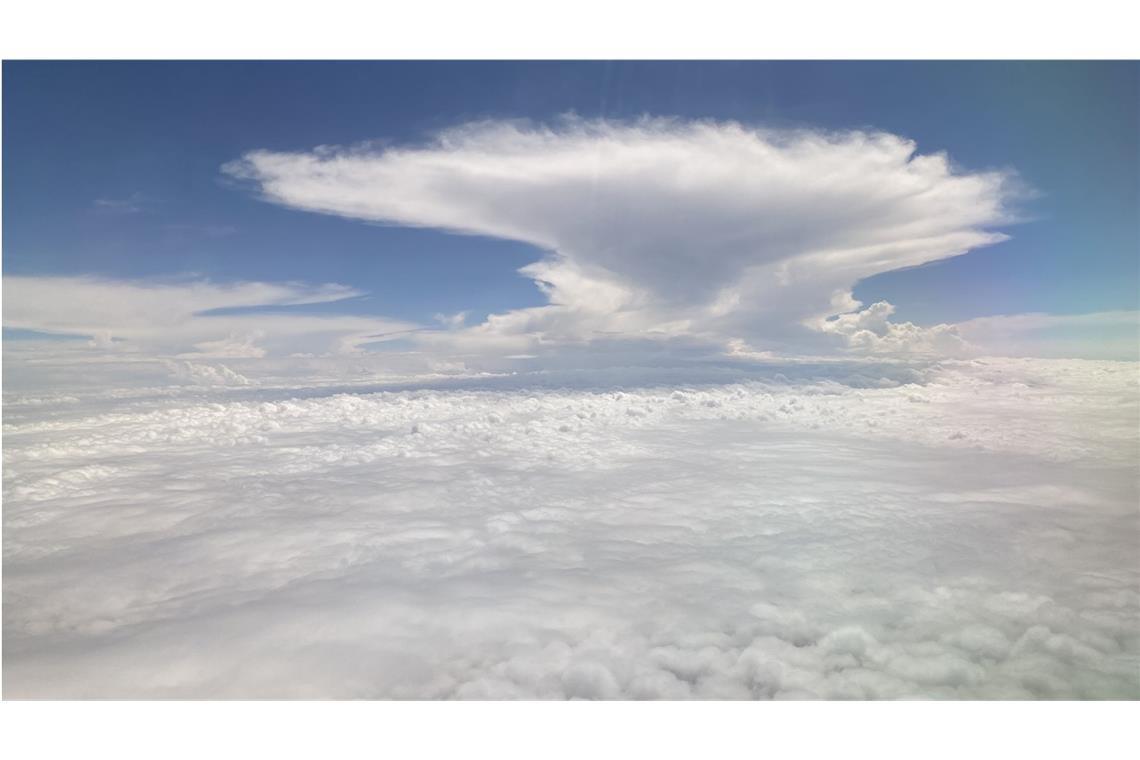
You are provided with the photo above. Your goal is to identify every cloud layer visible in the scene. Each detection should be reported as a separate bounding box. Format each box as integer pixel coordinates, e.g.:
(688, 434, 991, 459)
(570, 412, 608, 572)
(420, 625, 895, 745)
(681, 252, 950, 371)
(226, 118, 1018, 356)
(4, 358, 1137, 698)
(3, 275, 419, 358)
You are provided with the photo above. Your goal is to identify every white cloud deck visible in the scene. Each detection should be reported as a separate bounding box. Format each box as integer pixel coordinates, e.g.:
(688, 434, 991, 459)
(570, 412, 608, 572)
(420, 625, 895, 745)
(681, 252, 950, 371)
(3, 358, 1137, 698)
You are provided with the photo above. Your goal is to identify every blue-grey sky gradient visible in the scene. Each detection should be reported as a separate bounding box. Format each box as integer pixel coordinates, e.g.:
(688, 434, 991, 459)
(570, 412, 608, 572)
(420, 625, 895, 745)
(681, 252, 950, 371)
(4, 61, 1137, 328)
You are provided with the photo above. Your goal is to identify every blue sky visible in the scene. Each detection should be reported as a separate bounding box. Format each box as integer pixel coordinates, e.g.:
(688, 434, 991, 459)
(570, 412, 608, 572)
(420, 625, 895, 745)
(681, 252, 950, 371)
(3, 61, 1137, 361)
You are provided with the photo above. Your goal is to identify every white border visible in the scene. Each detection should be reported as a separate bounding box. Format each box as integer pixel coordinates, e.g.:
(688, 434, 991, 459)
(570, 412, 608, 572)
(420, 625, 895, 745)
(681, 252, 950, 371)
(3, 3, 1137, 758)
(1, 701, 1137, 759)
(0, 1, 1138, 59)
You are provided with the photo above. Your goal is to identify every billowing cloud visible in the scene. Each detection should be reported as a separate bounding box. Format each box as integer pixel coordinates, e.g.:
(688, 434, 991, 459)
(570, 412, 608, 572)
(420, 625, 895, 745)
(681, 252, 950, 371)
(225, 117, 1019, 356)
(4, 357, 1137, 697)
(815, 301, 971, 356)
(2, 275, 420, 358)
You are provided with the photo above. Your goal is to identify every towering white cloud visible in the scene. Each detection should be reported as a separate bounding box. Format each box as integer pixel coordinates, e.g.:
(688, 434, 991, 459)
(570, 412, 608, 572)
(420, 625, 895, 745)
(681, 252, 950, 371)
(225, 117, 1019, 356)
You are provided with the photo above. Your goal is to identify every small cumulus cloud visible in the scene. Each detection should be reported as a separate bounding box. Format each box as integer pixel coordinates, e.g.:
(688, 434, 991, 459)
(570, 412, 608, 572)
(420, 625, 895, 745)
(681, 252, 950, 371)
(164, 359, 253, 386)
(815, 301, 971, 356)
(434, 311, 468, 329)
(180, 332, 268, 359)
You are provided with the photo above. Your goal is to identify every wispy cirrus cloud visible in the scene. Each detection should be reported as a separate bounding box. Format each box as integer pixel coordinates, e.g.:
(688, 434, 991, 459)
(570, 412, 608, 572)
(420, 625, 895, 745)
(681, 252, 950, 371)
(955, 310, 1140, 360)
(92, 192, 152, 215)
(2, 275, 419, 359)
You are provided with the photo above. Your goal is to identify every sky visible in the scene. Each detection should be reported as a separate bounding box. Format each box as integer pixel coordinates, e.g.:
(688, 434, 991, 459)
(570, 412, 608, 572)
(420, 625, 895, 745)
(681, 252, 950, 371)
(3, 61, 1138, 366)
(4, 61, 1138, 700)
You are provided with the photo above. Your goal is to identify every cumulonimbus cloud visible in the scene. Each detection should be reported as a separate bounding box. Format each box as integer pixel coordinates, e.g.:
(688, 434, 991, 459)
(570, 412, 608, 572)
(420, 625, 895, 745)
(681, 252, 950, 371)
(225, 117, 1021, 356)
